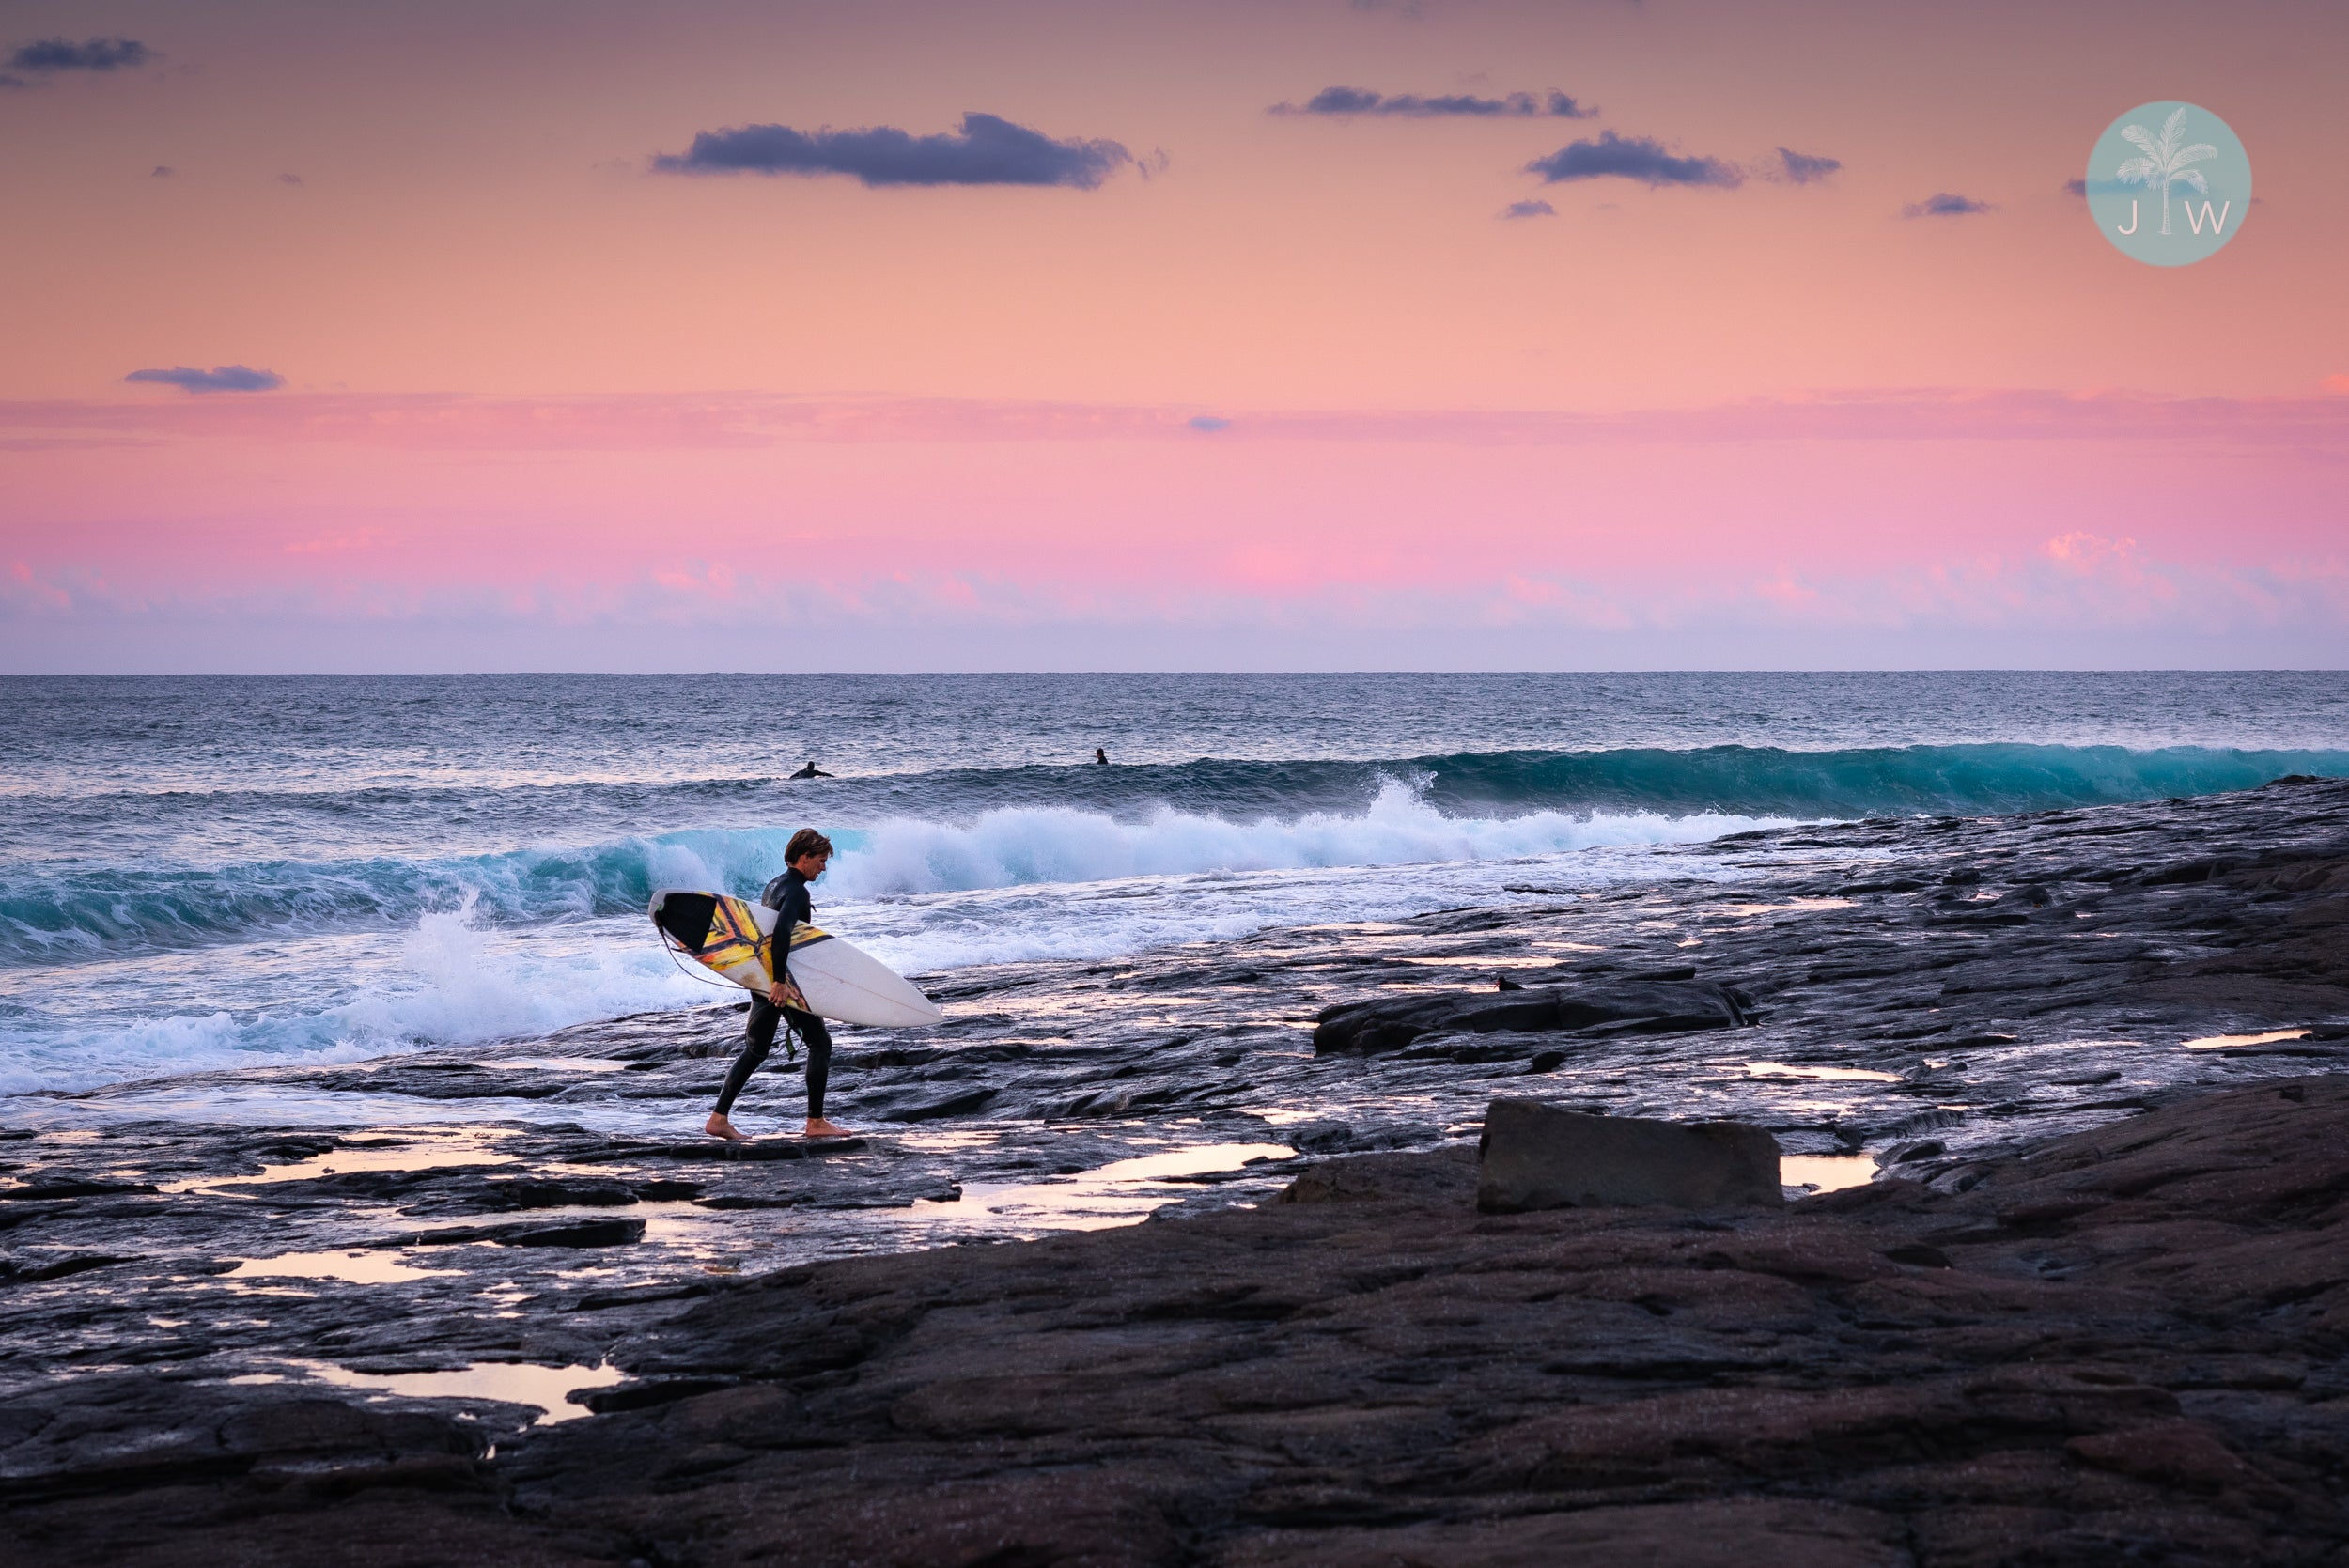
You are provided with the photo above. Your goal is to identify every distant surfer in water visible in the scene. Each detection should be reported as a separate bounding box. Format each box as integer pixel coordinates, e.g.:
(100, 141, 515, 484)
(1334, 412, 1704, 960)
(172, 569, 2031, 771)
(706, 829, 848, 1141)
(1094, 747, 1108, 765)
(789, 760, 832, 779)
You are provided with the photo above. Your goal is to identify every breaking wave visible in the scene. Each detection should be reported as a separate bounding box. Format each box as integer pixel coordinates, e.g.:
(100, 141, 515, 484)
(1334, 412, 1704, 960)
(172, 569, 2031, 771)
(5, 743, 2341, 969)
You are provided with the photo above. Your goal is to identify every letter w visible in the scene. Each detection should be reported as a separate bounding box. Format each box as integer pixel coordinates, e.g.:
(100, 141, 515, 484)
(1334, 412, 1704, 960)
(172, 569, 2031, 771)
(2184, 199, 2232, 235)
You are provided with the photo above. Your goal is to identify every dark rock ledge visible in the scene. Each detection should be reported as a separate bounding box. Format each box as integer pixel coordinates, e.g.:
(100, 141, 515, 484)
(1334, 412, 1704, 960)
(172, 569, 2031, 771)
(6, 1074, 2347, 1567)
(1313, 978, 1759, 1055)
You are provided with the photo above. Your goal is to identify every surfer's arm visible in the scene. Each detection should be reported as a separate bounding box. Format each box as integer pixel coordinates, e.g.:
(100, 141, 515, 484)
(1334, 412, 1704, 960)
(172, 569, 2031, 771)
(762, 872, 816, 1007)
(769, 902, 808, 1005)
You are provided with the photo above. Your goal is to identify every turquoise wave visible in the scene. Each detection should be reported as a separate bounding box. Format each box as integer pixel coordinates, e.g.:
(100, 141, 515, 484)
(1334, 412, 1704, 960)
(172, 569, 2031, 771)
(2, 744, 2339, 967)
(1410, 742, 2349, 818)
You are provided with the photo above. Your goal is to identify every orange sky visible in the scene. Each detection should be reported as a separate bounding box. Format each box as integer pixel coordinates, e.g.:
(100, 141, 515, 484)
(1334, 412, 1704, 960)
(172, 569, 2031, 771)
(3, 0, 2345, 669)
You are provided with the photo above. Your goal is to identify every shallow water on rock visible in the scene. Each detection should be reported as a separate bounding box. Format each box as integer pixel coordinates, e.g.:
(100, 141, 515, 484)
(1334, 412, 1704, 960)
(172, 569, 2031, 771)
(226, 1249, 459, 1286)
(874, 1141, 1300, 1235)
(234, 1358, 621, 1423)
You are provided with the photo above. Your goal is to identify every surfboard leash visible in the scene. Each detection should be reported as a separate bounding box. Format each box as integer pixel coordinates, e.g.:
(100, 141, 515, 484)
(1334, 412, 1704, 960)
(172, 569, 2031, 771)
(654, 927, 803, 1060)
(654, 929, 749, 993)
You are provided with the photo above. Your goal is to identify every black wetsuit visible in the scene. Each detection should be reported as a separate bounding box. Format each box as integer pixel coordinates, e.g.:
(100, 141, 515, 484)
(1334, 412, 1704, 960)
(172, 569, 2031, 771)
(713, 866, 834, 1119)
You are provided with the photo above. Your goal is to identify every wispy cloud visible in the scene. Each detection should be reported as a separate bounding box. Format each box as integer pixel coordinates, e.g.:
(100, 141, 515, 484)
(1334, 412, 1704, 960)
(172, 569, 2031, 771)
(1500, 199, 1556, 219)
(1270, 85, 1593, 117)
(1189, 415, 1232, 431)
(123, 365, 286, 395)
(5, 36, 151, 73)
(1775, 147, 1842, 184)
(650, 112, 1132, 189)
(17, 386, 2349, 452)
(10, 545, 2344, 672)
(1526, 131, 1741, 189)
(1902, 192, 1995, 218)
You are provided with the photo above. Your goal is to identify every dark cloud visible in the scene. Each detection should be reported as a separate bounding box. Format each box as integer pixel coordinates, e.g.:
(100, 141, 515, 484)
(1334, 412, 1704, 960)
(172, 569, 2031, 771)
(2063, 178, 2088, 198)
(1272, 85, 1593, 117)
(1188, 415, 1231, 432)
(1776, 147, 1841, 184)
(1500, 199, 1557, 219)
(7, 37, 150, 73)
(1902, 192, 1994, 218)
(150, 164, 174, 179)
(124, 365, 285, 395)
(1526, 131, 1740, 189)
(0, 75, 24, 91)
(651, 112, 1131, 189)
(276, 172, 303, 186)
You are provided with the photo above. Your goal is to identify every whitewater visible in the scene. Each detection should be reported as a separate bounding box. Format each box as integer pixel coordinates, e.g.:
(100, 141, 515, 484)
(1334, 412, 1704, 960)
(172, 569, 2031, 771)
(4, 671, 2346, 1097)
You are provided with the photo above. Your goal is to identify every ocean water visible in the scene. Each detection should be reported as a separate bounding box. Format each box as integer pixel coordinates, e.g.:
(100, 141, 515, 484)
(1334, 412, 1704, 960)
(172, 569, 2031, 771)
(4, 671, 2346, 1099)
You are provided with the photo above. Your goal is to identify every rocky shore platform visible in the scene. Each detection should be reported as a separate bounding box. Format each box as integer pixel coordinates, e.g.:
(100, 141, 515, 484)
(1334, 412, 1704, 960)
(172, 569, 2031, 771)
(5, 778, 2349, 1563)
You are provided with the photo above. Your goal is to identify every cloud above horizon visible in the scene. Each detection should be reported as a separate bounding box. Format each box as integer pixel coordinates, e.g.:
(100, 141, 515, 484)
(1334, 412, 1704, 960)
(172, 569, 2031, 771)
(651, 112, 1132, 188)
(1526, 131, 1741, 189)
(24, 384, 2349, 454)
(1271, 85, 1593, 117)
(1903, 192, 1995, 218)
(10, 540, 2341, 673)
(123, 365, 286, 395)
(6, 36, 151, 74)
(1500, 199, 1556, 219)
(1776, 147, 1842, 184)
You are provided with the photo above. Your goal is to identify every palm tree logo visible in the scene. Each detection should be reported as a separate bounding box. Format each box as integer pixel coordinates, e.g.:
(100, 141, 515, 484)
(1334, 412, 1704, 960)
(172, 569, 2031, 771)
(2113, 106, 2217, 237)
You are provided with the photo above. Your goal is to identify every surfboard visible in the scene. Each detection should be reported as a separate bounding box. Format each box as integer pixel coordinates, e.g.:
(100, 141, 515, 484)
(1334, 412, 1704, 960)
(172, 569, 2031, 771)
(647, 890, 944, 1029)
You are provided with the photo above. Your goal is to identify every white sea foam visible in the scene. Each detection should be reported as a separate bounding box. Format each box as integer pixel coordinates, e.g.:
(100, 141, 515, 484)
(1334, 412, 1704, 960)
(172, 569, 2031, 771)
(0, 786, 1797, 1096)
(0, 899, 708, 1095)
(826, 782, 1782, 899)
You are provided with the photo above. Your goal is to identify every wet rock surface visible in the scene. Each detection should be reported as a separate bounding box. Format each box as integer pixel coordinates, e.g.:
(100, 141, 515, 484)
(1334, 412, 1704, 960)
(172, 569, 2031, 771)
(2, 777, 2348, 1561)
(8, 1074, 2344, 1565)
(1313, 978, 1758, 1054)
(1476, 1098, 1785, 1212)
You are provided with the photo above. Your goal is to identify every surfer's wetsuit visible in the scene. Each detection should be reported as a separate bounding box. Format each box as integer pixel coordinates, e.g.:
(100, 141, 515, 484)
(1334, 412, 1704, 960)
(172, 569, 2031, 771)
(713, 865, 834, 1120)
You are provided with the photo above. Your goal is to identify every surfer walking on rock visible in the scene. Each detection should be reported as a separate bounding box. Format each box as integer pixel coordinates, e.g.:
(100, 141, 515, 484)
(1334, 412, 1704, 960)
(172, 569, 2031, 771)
(706, 829, 850, 1141)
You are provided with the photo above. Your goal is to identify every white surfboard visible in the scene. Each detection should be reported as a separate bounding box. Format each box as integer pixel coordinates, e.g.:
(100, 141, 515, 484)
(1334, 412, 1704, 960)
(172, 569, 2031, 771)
(648, 889, 944, 1029)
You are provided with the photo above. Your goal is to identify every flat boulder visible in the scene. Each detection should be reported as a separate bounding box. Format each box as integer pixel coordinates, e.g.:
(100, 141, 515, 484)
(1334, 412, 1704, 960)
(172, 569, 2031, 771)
(1314, 981, 1755, 1056)
(1276, 1145, 1480, 1206)
(1477, 1097, 1782, 1212)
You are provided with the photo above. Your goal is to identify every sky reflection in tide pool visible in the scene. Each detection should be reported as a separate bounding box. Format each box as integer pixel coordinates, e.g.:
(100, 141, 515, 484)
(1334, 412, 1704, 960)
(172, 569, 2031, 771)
(878, 1141, 1299, 1235)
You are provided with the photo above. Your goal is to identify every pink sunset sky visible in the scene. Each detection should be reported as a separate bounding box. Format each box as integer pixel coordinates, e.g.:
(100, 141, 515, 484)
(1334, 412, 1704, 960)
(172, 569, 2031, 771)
(2, 0, 2344, 671)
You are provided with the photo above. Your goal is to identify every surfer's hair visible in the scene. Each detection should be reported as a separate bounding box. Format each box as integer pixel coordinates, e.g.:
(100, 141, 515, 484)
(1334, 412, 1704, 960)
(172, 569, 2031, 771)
(786, 829, 834, 862)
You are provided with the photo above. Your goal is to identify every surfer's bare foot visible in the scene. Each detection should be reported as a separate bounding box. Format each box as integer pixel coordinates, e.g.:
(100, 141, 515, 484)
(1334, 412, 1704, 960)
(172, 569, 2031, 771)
(705, 1113, 751, 1142)
(804, 1117, 851, 1140)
